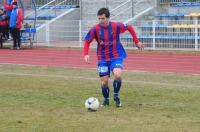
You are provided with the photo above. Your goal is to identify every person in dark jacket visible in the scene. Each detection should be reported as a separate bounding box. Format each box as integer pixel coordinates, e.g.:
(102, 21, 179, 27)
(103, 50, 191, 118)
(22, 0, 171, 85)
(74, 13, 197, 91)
(9, 1, 23, 49)
(0, 8, 8, 40)
(0, 8, 8, 48)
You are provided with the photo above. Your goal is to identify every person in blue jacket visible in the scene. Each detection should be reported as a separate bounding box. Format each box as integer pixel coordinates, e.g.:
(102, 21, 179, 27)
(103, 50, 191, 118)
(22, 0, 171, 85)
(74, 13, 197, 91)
(4, 0, 16, 40)
(9, 1, 23, 49)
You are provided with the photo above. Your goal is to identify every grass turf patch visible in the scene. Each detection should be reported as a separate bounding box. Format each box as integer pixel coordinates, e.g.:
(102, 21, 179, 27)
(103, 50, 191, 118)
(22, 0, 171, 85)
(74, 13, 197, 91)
(0, 64, 200, 132)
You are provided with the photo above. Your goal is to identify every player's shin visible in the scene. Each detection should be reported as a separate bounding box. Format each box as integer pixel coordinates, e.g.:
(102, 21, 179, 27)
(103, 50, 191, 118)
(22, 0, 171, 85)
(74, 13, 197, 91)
(102, 86, 110, 99)
(113, 80, 122, 107)
(101, 86, 110, 106)
(113, 80, 122, 97)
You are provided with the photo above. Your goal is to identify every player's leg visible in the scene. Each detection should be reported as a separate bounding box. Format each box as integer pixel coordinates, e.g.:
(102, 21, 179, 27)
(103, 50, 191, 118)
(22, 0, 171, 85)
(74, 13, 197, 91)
(98, 61, 111, 106)
(113, 68, 122, 97)
(112, 68, 122, 107)
(111, 59, 123, 107)
(100, 75, 110, 106)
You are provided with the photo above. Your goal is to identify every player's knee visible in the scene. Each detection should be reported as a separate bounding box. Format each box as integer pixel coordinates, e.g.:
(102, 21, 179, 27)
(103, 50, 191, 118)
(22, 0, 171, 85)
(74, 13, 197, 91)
(101, 80, 108, 87)
(115, 75, 122, 80)
(101, 82, 108, 87)
(100, 75, 109, 87)
(113, 68, 122, 80)
(114, 73, 122, 80)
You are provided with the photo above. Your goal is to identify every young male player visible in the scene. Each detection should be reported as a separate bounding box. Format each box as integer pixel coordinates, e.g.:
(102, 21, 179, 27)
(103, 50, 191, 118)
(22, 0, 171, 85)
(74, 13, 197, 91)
(84, 8, 144, 107)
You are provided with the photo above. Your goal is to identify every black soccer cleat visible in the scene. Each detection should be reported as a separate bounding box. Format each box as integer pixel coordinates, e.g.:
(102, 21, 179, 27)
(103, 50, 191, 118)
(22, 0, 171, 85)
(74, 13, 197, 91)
(101, 99, 109, 107)
(114, 97, 122, 107)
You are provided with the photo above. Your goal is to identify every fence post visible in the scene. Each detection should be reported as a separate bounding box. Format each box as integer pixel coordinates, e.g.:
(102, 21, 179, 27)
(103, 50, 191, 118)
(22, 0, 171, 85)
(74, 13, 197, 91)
(80, 0, 82, 20)
(152, 20, 156, 49)
(46, 21, 50, 46)
(79, 20, 82, 47)
(131, 0, 134, 17)
(195, 20, 198, 51)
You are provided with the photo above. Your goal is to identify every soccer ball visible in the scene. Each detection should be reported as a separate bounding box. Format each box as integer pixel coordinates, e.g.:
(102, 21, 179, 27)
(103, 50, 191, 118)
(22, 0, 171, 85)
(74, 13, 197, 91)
(85, 97, 100, 111)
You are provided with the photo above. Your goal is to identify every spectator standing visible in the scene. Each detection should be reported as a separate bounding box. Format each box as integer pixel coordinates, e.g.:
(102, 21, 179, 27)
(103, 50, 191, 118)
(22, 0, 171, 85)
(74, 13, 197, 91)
(4, 0, 17, 40)
(0, 8, 8, 40)
(9, 1, 23, 49)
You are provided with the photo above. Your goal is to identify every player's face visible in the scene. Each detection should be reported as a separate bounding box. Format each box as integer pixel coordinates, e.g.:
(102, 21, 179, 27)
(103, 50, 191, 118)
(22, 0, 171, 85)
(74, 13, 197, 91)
(98, 14, 109, 28)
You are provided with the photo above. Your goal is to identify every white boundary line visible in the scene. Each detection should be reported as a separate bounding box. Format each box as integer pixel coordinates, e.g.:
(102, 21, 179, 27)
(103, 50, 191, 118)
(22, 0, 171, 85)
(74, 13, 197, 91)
(1, 63, 200, 76)
(0, 71, 199, 89)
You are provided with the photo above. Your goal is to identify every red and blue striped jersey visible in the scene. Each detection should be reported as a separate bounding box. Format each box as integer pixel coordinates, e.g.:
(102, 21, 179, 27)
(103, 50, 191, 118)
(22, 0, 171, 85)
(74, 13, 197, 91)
(84, 22, 139, 62)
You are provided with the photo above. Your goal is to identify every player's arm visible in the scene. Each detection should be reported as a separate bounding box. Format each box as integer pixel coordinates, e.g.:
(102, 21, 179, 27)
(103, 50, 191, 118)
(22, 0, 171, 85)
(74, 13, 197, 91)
(84, 28, 95, 64)
(119, 22, 144, 50)
(127, 25, 144, 50)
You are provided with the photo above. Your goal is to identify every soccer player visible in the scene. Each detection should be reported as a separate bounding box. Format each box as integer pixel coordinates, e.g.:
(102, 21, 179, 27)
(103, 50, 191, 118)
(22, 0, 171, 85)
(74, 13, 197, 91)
(84, 8, 143, 107)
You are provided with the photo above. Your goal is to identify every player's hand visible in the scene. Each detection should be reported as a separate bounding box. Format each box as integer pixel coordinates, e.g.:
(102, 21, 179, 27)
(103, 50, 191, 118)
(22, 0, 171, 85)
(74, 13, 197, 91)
(84, 55, 90, 64)
(136, 42, 144, 50)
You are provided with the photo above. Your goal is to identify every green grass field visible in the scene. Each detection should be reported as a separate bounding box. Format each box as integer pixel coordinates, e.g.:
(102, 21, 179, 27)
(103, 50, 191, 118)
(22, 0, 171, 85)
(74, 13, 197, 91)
(0, 64, 200, 132)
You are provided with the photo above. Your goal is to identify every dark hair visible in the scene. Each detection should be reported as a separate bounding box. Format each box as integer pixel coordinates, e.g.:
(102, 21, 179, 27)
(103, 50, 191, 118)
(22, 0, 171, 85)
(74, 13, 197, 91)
(13, 2, 18, 6)
(97, 8, 110, 18)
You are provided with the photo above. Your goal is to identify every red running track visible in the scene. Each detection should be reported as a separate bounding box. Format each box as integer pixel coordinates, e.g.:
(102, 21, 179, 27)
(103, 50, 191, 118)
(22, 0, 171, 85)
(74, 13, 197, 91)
(0, 48, 200, 74)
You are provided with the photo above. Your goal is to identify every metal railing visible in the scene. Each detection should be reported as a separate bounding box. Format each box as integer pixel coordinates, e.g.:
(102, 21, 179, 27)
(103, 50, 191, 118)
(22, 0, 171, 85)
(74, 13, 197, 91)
(34, 0, 79, 5)
(35, 0, 54, 5)
(25, 0, 79, 19)
(35, 19, 200, 51)
(19, 0, 37, 29)
(110, 0, 132, 20)
(123, 19, 200, 50)
(109, 0, 154, 21)
(160, 0, 200, 4)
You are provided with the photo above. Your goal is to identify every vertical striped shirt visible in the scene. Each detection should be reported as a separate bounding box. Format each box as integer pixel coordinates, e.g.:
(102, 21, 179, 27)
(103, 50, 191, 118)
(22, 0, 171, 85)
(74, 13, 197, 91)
(84, 22, 139, 62)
